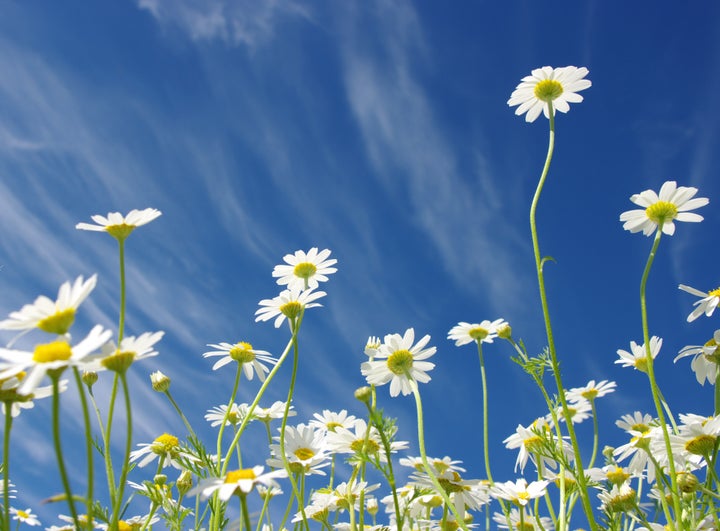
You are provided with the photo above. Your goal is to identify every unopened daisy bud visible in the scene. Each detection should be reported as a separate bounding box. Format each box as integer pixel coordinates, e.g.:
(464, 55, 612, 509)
(420, 494, 443, 508)
(82, 370, 98, 388)
(151, 371, 171, 392)
(101, 350, 135, 373)
(496, 323, 512, 340)
(366, 497, 378, 515)
(154, 474, 167, 486)
(677, 471, 699, 494)
(176, 470, 193, 496)
(354, 386, 372, 404)
(602, 446, 615, 461)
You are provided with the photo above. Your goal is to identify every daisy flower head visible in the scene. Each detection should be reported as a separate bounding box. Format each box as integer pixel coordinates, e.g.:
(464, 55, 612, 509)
(0, 275, 96, 335)
(0, 325, 111, 395)
(129, 432, 196, 469)
(566, 379, 617, 403)
(255, 288, 326, 329)
(190, 465, 287, 501)
(360, 328, 436, 397)
(205, 403, 252, 428)
(76, 208, 162, 241)
(309, 409, 359, 434)
(254, 400, 296, 422)
(364, 336, 381, 358)
(10, 507, 41, 526)
(490, 478, 549, 506)
(619, 181, 709, 237)
(272, 247, 337, 292)
(679, 284, 720, 322)
(0, 371, 68, 417)
(508, 66, 591, 123)
(203, 341, 277, 380)
(675, 330, 720, 385)
(448, 319, 507, 347)
(615, 336, 662, 373)
(267, 424, 330, 475)
(93, 330, 164, 374)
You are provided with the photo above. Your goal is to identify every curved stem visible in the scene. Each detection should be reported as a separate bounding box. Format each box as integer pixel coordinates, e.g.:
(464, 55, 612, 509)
(216, 365, 242, 473)
(476, 341, 493, 483)
(117, 239, 126, 344)
(164, 389, 197, 440)
(73, 368, 94, 526)
(639, 228, 682, 528)
(51, 373, 80, 528)
(529, 103, 596, 531)
(110, 373, 133, 528)
(3, 401, 12, 531)
(410, 382, 468, 531)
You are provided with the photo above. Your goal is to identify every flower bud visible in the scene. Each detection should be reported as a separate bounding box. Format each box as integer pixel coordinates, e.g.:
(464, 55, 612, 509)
(154, 474, 167, 486)
(82, 371, 98, 388)
(677, 471, 699, 493)
(151, 371, 171, 392)
(176, 470, 193, 496)
(496, 323, 512, 340)
(354, 386, 372, 404)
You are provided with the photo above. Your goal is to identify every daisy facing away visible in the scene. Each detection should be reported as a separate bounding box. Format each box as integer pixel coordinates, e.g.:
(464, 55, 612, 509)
(76, 208, 162, 241)
(615, 336, 662, 373)
(361, 328, 436, 397)
(203, 341, 277, 381)
(272, 247, 337, 292)
(619, 181, 709, 236)
(0, 275, 96, 336)
(448, 319, 508, 346)
(678, 284, 720, 322)
(255, 288, 326, 328)
(507, 65, 591, 123)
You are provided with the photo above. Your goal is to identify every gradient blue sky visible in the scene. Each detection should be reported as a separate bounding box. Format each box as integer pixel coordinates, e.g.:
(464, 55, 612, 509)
(1, 0, 720, 527)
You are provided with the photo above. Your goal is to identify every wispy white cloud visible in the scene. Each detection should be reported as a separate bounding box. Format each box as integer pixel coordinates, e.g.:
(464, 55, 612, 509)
(136, 0, 313, 49)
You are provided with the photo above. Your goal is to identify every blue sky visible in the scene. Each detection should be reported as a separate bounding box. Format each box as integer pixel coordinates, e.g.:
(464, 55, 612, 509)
(1, 0, 720, 527)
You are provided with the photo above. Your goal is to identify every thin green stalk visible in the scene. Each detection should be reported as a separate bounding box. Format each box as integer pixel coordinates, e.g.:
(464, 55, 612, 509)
(3, 402, 12, 531)
(88, 387, 115, 503)
(410, 381, 469, 531)
(588, 400, 600, 469)
(529, 102, 597, 531)
(365, 402, 402, 530)
(72, 368, 94, 528)
(50, 373, 80, 528)
(476, 341, 493, 483)
(638, 228, 682, 527)
(117, 239, 126, 344)
(110, 373, 133, 528)
(163, 389, 197, 440)
(216, 365, 242, 472)
(240, 494, 251, 530)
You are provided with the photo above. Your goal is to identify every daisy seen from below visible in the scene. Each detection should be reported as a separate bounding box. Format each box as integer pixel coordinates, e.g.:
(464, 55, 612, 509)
(272, 247, 337, 291)
(565, 379, 617, 403)
(255, 288, 326, 329)
(0, 275, 96, 336)
(361, 328, 436, 397)
(76, 208, 162, 241)
(203, 341, 277, 380)
(507, 66, 591, 122)
(615, 336, 662, 373)
(190, 465, 287, 501)
(0, 371, 68, 417)
(267, 424, 330, 476)
(675, 329, 720, 385)
(619, 181, 709, 237)
(89, 330, 164, 374)
(10, 507, 41, 526)
(205, 403, 252, 428)
(0, 325, 111, 395)
(489, 478, 549, 506)
(129, 433, 196, 469)
(447, 319, 507, 346)
(678, 284, 720, 322)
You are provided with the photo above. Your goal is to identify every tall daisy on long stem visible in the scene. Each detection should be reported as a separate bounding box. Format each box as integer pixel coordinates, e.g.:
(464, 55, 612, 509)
(508, 65, 596, 531)
(619, 180, 709, 529)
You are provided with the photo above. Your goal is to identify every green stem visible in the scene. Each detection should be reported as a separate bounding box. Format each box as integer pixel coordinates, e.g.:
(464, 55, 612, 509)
(476, 341, 493, 483)
(529, 102, 596, 531)
(410, 382, 469, 531)
(110, 373, 133, 528)
(51, 373, 80, 528)
(638, 228, 682, 528)
(72, 368, 94, 529)
(366, 403, 403, 530)
(3, 402, 12, 531)
(117, 239, 126, 344)
(240, 493, 251, 530)
(216, 365, 242, 473)
(164, 389, 197, 440)
(103, 374, 119, 503)
(588, 400, 599, 469)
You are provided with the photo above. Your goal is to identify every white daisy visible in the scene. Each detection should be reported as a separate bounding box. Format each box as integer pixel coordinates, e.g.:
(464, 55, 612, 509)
(550, 397, 593, 424)
(619, 181, 709, 237)
(254, 400, 296, 422)
(489, 478, 549, 506)
(89, 330, 164, 374)
(205, 403, 252, 427)
(0, 275, 96, 335)
(598, 483, 636, 513)
(675, 330, 720, 385)
(678, 284, 720, 322)
(615, 336, 662, 373)
(615, 411, 656, 435)
(308, 409, 359, 434)
(507, 65, 591, 122)
(447, 319, 507, 347)
(255, 288, 326, 328)
(76, 208, 162, 240)
(202, 341, 276, 381)
(364, 336, 381, 358)
(0, 371, 68, 417)
(267, 424, 330, 476)
(129, 433, 196, 469)
(325, 419, 407, 462)
(272, 247, 337, 291)
(361, 328, 436, 397)
(0, 325, 111, 395)
(565, 379, 616, 402)
(494, 508, 553, 530)
(190, 465, 287, 501)
(10, 507, 41, 526)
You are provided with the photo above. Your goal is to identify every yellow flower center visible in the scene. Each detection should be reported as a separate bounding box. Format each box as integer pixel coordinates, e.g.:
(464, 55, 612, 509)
(350, 438, 380, 454)
(294, 447, 315, 461)
(118, 522, 132, 531)
(606, 466, 630, 485)
(685, 434, 716, 456)
(438, 475, 465, 494)
(645, 201, 678, 225)
(225, 468, 257, 483)
(38, 308, 76, 335)
(229, 342, 255, 363)
(515, 522, 535, 531)
(581, 389, 598, 400)
(468, 327, 489, 340)
(325, 421, 342, 432)
(630, 423, 649, 433)
(151, 433, 179, 454)
(634, 356, 649, 373)
(32, 341, 72, 363)
(387, 349, 413, 375)
(105, 223, 136, 241)
(293, 262, 317, 279)
(523, 435, 544, 453)
(17, 510, 29, 519)
(101, 350, 136, 373)
(432, 459, 450, 474)
(226, 409, 242, 424)
(703, 338, 720, 364)
(709, 287, 720, 298)
(534, 79, 564, 102)
(279, 301, 303, 320)
(606, 488, 636, 513)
